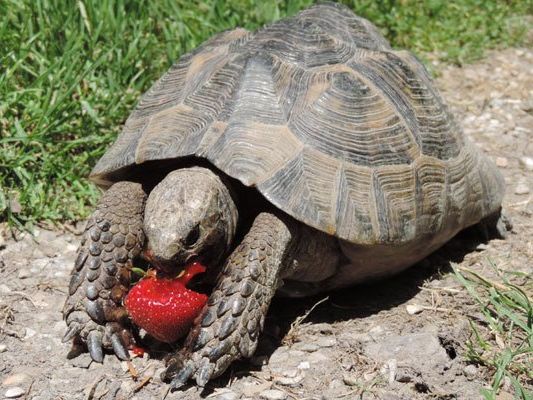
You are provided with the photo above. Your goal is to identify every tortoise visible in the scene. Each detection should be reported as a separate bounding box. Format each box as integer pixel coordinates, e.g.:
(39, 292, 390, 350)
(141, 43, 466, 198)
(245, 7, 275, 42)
(63, 3, 510, 388)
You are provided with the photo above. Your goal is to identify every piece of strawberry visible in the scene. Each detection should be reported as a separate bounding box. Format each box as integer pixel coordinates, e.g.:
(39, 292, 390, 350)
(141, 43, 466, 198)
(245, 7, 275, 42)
(124, 262, 208, 343)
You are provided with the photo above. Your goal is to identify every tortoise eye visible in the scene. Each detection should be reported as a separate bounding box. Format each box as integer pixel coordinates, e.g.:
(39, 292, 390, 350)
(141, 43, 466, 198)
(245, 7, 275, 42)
(184, 225, 200, 247)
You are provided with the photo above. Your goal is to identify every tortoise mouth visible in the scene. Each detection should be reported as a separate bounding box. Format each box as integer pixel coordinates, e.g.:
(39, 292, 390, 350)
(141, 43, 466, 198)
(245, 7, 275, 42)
(139, 249, 213, 295)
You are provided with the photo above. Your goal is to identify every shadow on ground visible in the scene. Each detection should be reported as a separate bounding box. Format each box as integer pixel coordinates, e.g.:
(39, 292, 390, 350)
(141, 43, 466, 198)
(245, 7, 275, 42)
(193, 224, 496, 396)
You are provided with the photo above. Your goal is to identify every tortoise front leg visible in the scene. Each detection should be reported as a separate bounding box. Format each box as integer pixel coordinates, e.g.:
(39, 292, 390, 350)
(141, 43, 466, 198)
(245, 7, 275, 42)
(62, 181, 146, 362)
(164, 212, 298, 388)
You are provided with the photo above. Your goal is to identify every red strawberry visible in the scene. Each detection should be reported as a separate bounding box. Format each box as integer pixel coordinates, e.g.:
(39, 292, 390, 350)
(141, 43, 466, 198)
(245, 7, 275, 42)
(125, 262, 208, 343)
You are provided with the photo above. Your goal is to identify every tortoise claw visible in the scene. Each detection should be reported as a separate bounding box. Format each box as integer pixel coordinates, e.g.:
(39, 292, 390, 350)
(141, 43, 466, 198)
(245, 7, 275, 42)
(169, 361, 195, 390)
(87, 331, 104, 363)
(62, 323, 81, 343)
(196, 359, 214, 387)
(111, 333, 130, 361)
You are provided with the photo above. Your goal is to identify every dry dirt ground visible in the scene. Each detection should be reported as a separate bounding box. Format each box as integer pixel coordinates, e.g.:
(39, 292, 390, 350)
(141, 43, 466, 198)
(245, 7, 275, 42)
(1, 48, 532, 400)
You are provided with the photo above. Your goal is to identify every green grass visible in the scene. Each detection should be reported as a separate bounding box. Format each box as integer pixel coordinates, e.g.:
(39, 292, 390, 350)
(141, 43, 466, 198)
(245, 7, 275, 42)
(0, 0, 531, 228)
(454, 263, 533, 399)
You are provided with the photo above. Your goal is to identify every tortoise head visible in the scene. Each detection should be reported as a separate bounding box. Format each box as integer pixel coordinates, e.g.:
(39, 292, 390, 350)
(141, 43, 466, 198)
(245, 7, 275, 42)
(143, 167, 238, 274)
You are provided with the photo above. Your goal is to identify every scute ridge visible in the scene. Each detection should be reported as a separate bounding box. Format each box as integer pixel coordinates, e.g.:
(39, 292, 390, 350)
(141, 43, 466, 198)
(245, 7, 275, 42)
(91, 3, 505, 245)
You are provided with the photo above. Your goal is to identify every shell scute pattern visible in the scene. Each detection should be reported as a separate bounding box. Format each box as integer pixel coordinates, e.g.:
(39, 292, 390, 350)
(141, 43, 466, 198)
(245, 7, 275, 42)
(91, 3, 504, 245)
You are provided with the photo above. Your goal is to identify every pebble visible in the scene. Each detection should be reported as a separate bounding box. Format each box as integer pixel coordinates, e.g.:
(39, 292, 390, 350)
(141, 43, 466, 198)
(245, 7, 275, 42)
(405, 304, 424, 315)
(297, 361, 310, 370)
(4, 387, 25, 398)
(380, 359, 397, 384)
(17, 269, 31, 279)
(0, 344, 6, 352)
(0, 284, 12, 294)
(343, 375, 358, 386)
(23, 328, 36, 340)
(260, 389, 287, 400)
(2, 373, 30, 387)
(495, 157, 508, 167)
(70, 353, 93, 369)
(514, 183, 530, 195)
(275, 374, 303, 387)
(519, 156, 533, 171)
(463, 364, 477, 379)
(314, 337, 336, 348)
(476, 243, 489, 251)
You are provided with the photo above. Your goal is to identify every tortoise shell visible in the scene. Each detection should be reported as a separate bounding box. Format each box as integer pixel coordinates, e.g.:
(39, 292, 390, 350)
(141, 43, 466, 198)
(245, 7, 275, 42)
(91, 3, 505, 245)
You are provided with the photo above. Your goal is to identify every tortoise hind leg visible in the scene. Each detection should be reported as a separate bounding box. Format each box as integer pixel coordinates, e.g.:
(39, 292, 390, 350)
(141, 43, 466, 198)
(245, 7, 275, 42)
(474, 208, 513, 241)
(164, 212, 298, 388)
(63, 181, 146, 362)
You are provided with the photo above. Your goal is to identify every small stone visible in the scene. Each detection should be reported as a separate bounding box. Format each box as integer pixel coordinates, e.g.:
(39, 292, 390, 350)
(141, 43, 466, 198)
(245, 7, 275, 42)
(4, 387, 25, 398)
(0, 344, 6, 352)
(2, 373, 30, 387)
(260, 389, 287, 400)
(519, 156, 533, 171)
(343, 375, 358, 386)
(23, 328, 36, 340)
(495, 157, 508, 167)
(314, 337, 336, 348)
(463, 364, 477, 379)
(17, 269, 31, 279)
(406, 304, 424, 315)
(275, 369, 303, 386)
(0, 284, 12, 294)
(476, 243, 489, 251)
(395, 366, 420, 383)
(70, 353, 93, 369)
(380, 359, 397, 384)
(514, 183, 530, 195)
(297, 361, 310, 370)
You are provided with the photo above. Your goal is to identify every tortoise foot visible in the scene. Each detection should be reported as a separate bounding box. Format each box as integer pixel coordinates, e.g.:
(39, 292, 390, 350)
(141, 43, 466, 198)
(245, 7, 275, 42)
(163, 212, 296, 388)
(63, 181, 146, 362)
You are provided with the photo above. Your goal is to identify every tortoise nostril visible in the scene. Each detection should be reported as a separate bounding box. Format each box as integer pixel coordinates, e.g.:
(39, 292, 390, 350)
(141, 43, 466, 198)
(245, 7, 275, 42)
(183, 225, 201, 248)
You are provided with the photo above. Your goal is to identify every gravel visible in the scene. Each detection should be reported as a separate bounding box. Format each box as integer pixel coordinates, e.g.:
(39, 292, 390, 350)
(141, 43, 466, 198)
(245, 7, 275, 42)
(4, 387, 25, 399)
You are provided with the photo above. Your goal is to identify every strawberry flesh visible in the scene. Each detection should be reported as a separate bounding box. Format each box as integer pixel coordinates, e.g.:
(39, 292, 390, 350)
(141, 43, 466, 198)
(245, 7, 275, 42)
(125, 262, 208, 343)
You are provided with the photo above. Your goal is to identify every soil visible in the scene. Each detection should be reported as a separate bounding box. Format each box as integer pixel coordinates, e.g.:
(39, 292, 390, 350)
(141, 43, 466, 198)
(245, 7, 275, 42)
(1, 48, 532, 400)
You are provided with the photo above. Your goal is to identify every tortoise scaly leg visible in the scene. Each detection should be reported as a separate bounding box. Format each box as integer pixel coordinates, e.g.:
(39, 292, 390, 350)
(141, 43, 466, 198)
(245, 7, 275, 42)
(63, 182, 146, 362)
(164, 212, 298, 388)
